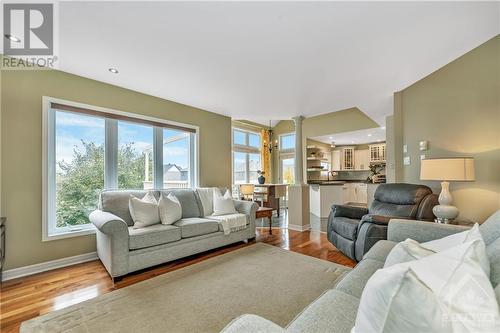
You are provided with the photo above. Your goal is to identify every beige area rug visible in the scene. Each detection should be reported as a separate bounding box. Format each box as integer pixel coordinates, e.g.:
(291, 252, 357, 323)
(21, 243, 350, 333)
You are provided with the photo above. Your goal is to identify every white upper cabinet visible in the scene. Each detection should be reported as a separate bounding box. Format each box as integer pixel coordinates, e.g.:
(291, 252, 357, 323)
(341, 147, 355, 170)
(369, 144, 386, 163)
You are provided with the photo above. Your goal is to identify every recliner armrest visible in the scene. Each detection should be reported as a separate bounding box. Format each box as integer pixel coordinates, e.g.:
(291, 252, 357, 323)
(361, 214, 408, 225)
(331, 205, 368, 220)
(89, 210, 128, 236)
(387, 219, 469, 243)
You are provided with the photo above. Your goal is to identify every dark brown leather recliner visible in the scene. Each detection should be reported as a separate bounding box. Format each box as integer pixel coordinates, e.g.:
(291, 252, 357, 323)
(327, 183, 438, 262)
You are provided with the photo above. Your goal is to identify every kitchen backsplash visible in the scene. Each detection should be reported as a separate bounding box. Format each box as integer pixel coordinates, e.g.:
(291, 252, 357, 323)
(333, 171, 371, 181)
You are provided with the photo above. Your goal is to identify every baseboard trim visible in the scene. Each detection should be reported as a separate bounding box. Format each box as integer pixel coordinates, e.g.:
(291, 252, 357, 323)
(2, 252, 98, 282)
(288, 223, 311, 232)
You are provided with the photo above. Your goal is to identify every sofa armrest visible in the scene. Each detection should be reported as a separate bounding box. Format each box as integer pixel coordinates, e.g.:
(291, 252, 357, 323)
(387, 219, 469, 243)
(233, 200, 259, 220)
(332, 205, 368, 220)
(89, 210, 128, 236)
(221, 314, 285, 333)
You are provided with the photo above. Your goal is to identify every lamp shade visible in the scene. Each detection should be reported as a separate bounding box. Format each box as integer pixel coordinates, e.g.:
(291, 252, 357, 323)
(420, 157, 475, 181)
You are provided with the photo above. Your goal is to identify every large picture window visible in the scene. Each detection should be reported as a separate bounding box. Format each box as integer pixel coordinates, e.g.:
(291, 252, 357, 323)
(232, 128, 261, 184)
(44, 98, 198, 240)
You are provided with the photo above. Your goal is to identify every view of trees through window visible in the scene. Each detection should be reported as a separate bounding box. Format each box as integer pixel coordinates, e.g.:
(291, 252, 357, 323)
(55, 111, 105, 228)
(54, 109, 192, 230)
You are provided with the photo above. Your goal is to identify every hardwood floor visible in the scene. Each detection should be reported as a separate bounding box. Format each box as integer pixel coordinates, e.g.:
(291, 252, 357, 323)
(0, 228, 355, 333)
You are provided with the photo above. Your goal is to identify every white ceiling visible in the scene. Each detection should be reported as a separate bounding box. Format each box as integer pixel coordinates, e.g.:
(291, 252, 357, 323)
(12, 2, 500, 125)
(311, 127, 386, 146)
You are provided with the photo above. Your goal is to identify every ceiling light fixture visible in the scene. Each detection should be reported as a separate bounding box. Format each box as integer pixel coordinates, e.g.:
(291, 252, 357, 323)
(108, 67, 119, 74)
(381, 126, 386, 130)
(368, 133, 372, 137)
(4, 34, 21, 43)
(263, 120, 278, 154)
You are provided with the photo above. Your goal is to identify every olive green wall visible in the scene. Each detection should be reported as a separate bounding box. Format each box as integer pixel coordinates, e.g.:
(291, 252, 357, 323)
(393, 35, 500, 222)
(1, 69, 232, 270)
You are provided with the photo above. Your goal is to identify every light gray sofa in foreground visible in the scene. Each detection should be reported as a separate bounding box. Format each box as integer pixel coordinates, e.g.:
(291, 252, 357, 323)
(90, 189, 258, 279)
(222, 213, 500, 333)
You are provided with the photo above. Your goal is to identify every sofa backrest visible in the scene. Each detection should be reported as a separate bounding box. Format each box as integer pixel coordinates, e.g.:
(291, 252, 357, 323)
(479, 210, 500, 288)
(161, 189, 203, 219)
(99, 190, 157, 226)
(369, 183, 434, 219)
(99, 189, 203, 226)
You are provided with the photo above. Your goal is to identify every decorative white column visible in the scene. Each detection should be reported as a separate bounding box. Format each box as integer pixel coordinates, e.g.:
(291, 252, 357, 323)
(288, 115, 310, 231)
(292, 116, 304, 185)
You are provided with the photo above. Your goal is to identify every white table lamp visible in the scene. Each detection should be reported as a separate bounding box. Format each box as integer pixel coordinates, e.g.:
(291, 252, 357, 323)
(420, 157, 475, 223)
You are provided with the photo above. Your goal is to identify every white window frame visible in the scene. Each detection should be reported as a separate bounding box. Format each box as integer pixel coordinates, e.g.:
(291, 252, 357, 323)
(231, 127, 261, 184)
(278, 132, 296, 183)
(279, 132, 296, 153)
(42, 97, 199, 241)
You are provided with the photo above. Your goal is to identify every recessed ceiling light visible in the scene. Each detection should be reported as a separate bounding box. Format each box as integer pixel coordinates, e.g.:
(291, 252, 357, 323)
(108, 67, 119, 74)
(329, 136, 333, 139)
(351, 141, 355, 144)
(367, 133, 372, 137)
(381, 126, 386, 130)
(4, 34, 21, 43)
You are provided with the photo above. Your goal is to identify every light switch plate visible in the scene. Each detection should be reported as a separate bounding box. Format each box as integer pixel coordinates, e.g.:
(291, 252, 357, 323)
(403, 156, 411, 165)
(420, 154, 426, 160)
(403, 144, 408, 153)
(419, 141, 428, 151)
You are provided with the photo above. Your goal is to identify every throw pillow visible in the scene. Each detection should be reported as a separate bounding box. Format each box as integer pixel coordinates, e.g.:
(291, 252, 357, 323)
(384, 224, 490, 276)
(158, 193, 182, 225)
(196, 187, 215, 216)
(213, 189, 237, 216)
(129, 192, 160, 229)
(355, 238, 500, 333)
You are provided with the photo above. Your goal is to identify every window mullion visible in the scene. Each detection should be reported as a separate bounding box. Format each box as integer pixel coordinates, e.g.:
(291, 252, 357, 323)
(153, 127, 163, 189)
(245, 153, 250, 183)
(189, 132, 196, 188)
(105, 119, 118, 190)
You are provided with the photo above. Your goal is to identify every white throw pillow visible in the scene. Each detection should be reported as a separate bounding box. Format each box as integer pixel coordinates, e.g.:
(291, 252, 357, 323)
(384, 238, 435, 268)
(196, 187, 215, 216)
(129, 192, 160, 229)
(212, 189, 237, 216)
(158, 193, 182, 225)
(384, 224, 490, 276)
(355, 238, 500, 333)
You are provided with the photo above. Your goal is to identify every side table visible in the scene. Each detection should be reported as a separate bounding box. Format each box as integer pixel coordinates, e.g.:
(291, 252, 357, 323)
(256, 207, 274, 235)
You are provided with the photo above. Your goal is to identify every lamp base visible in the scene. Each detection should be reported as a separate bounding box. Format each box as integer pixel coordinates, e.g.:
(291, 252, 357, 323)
(433, 204, 459, 223)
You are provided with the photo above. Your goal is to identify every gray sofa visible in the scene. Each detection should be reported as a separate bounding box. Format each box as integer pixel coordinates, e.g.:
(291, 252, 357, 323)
(90, 189, 258, 279)
(222, 212, 500, 332)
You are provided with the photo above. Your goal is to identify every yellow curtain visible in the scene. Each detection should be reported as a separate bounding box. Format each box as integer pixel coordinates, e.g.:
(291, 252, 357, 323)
(260, 129, 271, 182)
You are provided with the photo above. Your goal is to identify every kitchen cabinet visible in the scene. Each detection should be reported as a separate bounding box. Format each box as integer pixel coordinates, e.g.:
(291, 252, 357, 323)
(341, 147, 355, 170)
(354, 149, 370, 170)
(309, 184, 344, 218)
(342, 183, 368, 204)
(369, 144, 386, 163)
(331, 150, 341, 171)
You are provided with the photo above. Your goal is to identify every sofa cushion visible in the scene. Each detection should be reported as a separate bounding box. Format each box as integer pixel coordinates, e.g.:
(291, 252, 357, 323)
(100, 190, 157, 226)
(363, 240, 397, 263)
(162, 189, 202, 218)
(221, 315, 285, 333)
(128, 224, 181, 250)
(487, 237, 500, 288)
(332, 217, 359, 240)
(287, 289, 359, 333)
(335, 258, 383, 298)
(174, 218, 220, 238)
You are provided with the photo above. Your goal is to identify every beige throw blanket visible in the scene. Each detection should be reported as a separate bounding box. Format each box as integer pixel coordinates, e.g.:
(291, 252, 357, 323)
(210, 213, 247, 235)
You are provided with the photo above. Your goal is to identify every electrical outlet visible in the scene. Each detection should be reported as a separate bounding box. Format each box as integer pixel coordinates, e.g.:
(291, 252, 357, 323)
(420, 154, 426, 160)
(403, 144, 408, 153)
(403, 156, 411, 165)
